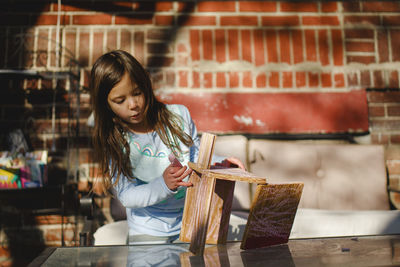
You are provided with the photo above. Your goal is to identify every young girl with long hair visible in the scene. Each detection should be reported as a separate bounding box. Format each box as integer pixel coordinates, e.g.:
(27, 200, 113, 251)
(90, 50, 244, 244)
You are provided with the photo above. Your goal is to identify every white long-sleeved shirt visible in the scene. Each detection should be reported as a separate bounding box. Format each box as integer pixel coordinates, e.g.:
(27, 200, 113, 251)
(113, 104, 201, 237)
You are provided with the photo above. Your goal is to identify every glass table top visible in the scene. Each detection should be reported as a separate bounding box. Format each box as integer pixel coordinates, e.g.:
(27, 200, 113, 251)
(35, 235, 400, 266)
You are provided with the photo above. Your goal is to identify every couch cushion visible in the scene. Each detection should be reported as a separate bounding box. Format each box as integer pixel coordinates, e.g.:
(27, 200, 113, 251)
(214, 135, 251, 211)
(249, 140, 389, 210)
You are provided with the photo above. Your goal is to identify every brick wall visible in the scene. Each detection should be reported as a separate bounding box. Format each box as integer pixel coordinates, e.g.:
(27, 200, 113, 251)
(1, 0, 400, 264)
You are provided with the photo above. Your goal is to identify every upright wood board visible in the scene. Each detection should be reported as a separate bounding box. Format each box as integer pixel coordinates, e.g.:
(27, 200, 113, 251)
(180, 133, 216, 247)
(241, 183, 304, 250)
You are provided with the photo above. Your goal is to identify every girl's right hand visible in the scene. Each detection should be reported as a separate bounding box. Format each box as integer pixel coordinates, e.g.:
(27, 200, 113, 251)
(163, 164, 193, 191)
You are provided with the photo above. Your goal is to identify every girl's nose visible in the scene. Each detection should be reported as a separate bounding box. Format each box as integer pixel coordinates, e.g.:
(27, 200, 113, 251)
(128, 97, 137, 110)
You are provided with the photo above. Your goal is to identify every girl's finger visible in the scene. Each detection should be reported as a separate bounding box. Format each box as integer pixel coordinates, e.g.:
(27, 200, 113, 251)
(177, 181, 193, 187)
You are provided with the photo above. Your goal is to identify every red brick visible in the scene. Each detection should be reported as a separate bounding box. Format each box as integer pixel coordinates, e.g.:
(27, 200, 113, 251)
(371, 133, 389, 145)
(321, 73, 332, 87)
(266, 30, 278, 62)
(388, 105, 400, 116)
(79, 31, 89, 67)
(282, 72, 292, 88)
(155, 15, 174, 26)
(318, 30, 329, 65)
(387, 161, 400, 175)
(166, 71, 175, 87)
(179, 71, 188, 87)
(331, 30, 343, 66)
(296, 72, 306, 88)
(344, 15, 380, 26)
(363, 2, 400, 12)
(321, 2, 338, 12)
(36, 14, 69, 25)
(115, 14, 152, 25)
(107, 30, 117, 52)
(241, 30, 252, 62)
(345, 29, 374, 39)
(303, 16, 340, 26)
(192, 71, 200, 88)
(305, 30, 316, 61)
(279, 30, 291, 64)
(190, 30, 200, 61)
(374, 70, 385, 88)
(197, 1, 236, 12)
(281, 2, 318, 12)
(64, 31, 76, 68)
(216, 72, 226, 88)
(383, 15, 400, 26)
(342, 2, 361, 12)
(309, 72, 319, 87)
(334, 73, 345, 88)
(369, 106, 385, 117)
(269, 72, 279, 87)
(73, 14, 112, 25)
(240, 1, 277, 12)
(202, 30, 213, 60)
(221, 16, 258, 26)
(391, 135, 400, 144)
(361, 71, 371, 87)
(292, 30, 304, 64)
(120, 30, 132, 54)
(261, 16, 299, 26)
(178, 15, 216, 26)
(254, 30, 265, 66)
(204, 73, 213, 88)
(228, 30, 239, 60)
(177, 2, 196, 12)
(346, 41, 375, 52)
(243, 71, 252, 88)
(155, 2, 174, 11)
(92, 31, 104, 64)
(134, 31, 144, 64)
(390, 71, 399, 88)
(347, 56, 376, 64)
(391, 30, 400, 61)
(256, 73, 267, 88)
(215, 30, 226, 63)
(368, 91, 400, 103)
(229, 72, 239, 88)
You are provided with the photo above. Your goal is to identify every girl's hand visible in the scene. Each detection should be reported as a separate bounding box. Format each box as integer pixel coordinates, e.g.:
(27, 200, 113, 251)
(214, 157, 246, 170)
(163, 164, 193, 191)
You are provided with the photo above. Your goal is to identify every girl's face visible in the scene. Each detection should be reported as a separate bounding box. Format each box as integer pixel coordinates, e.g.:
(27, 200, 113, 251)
(107, 72, 146, 132)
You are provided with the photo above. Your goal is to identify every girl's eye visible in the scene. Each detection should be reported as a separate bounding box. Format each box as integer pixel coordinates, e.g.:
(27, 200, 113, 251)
(133, 91, 142, 96)
(115, 99, 124, 104)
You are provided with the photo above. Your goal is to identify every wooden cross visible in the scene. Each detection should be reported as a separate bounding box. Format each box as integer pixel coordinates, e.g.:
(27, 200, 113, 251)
(179, 133, 304, 255)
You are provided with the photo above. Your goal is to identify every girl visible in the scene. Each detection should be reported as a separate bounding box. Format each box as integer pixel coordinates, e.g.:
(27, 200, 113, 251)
(90, 50, 244, 244)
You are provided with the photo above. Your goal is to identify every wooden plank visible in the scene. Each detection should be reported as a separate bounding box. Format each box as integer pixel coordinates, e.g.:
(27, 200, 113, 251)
(206, 179, 235, 244)
(241, 183, 304, 250)
(188, 162, 267, 184)
(189, 172, 216, 255)
(197, 133, 217, 169)
(180, 133, 217, 250)
(180, 171, 201, 243)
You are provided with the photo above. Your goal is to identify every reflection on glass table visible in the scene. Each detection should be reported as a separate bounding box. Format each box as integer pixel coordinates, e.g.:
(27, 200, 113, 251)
(35, 235, 400, 267)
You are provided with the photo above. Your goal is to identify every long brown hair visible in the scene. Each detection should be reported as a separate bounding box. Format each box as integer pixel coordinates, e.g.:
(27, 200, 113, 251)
(90, 50, 193, 194)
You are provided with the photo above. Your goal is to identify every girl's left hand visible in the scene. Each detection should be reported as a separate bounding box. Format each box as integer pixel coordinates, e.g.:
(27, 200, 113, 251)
(163, 165, 193, 191)
(215, 157, 246, 170)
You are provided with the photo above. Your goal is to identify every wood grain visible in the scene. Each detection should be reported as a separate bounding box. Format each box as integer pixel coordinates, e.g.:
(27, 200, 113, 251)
(241, 183, 304, 250)
(206, 179, 235, 244)
(188, 162, 267, 184)
(180, 133, 217, 251)
(189, 172, 216, 255)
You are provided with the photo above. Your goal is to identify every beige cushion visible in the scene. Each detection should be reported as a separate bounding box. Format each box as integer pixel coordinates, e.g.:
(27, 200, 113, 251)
(214, 135, 251, 210)
(249, 140, 389, 210)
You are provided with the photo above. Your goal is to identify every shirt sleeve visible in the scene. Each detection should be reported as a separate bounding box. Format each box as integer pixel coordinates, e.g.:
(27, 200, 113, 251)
(113, 174, 175, 209)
